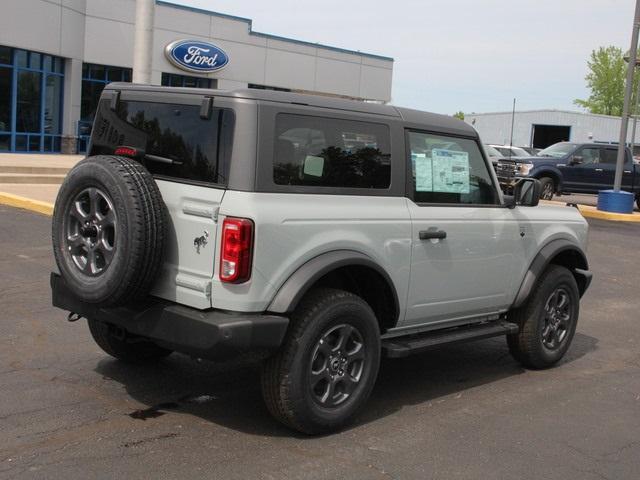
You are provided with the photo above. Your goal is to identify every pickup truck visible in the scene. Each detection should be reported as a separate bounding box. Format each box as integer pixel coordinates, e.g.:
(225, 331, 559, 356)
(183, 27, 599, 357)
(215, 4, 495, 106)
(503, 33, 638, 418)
(494, 142, 640, 207)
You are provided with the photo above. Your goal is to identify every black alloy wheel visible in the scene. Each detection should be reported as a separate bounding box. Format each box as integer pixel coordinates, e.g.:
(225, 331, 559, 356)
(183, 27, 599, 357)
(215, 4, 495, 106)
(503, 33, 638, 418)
(540, 287, 572, 351)
(309, 324, 366, 408)
(261, 288, 381, 434)
(539, 177, 555, 200)
(65, 187, 117, 276)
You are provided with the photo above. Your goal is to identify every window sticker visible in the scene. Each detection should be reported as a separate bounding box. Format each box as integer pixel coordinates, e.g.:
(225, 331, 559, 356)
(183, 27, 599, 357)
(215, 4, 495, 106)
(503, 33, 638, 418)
(303, 155, 324, 177)
(412, 153, 433, 192)
(431, 148, 470, 194)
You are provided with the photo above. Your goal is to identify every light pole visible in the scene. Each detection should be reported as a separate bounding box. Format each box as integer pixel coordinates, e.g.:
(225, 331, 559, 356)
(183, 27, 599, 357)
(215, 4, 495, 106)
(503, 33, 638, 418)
(623, 51, 640, 162)
(629, 88, 640, 161)
(132, 0, 155, 84)
(600, 0, 640, 214)
(614, 0, 640, 191)
(628, 65, 640, 160)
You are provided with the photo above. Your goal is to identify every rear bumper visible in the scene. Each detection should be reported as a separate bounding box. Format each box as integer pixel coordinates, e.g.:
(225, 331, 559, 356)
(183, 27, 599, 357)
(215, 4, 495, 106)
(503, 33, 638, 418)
(50, 273, 289, 360)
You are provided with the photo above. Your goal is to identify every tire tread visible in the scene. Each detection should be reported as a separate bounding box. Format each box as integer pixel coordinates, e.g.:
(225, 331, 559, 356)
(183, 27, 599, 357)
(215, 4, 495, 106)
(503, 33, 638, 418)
(507, 264, 579, 369)
(261, 288, 378, 434)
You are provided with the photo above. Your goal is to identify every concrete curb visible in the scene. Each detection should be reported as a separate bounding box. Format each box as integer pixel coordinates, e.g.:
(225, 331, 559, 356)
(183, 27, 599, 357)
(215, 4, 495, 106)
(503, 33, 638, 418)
(2, 190, 638, 223)
(0, 192, 54, 216)
(540, 199, 640, 223)
(575, 204, 640, 223)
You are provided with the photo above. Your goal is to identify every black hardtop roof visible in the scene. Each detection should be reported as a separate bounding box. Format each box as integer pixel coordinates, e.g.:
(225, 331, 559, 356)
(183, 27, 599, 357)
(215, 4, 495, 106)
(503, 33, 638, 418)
(105, 83, 477, 137)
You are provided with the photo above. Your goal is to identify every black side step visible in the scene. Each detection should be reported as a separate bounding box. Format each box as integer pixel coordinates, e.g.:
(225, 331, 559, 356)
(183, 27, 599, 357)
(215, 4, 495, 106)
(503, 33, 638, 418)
(382, 321, 519, 358)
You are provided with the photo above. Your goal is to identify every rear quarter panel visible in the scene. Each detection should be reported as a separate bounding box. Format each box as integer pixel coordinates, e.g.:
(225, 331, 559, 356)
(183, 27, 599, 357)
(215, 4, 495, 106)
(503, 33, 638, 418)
(211, 191, 412, 315)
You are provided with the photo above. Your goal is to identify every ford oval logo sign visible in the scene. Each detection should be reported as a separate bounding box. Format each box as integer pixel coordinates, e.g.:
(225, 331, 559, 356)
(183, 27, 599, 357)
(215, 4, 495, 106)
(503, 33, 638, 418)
(165, 39, 229, 73)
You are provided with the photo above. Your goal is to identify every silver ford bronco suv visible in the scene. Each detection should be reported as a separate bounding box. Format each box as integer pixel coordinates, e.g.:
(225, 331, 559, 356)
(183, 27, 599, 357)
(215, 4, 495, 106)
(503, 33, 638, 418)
(51, 85, 592, 434)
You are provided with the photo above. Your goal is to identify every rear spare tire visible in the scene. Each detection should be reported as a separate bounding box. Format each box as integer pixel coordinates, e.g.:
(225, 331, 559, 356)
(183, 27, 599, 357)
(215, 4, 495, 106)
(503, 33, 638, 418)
(52, 155, 166, 306)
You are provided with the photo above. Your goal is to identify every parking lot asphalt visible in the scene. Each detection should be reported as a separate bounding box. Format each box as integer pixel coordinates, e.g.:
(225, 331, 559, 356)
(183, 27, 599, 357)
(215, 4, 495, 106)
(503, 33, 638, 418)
(1, 205, 639, 480)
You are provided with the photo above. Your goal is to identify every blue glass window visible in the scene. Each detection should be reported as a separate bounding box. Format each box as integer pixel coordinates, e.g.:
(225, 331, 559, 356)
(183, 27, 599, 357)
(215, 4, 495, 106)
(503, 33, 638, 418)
(78, 63, 132, 153)
(0, 45, 64, 152)
(161, 72, 215, 89)
(0, 67, 11, 137)
(81, 63, 132, 122)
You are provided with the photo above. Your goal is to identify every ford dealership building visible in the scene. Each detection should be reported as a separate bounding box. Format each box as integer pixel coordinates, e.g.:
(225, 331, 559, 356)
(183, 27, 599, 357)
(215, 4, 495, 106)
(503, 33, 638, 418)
(0, 0, 394, 154)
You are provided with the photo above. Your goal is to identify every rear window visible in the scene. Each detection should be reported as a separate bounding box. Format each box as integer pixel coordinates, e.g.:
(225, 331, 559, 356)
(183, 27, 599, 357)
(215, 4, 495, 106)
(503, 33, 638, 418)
(90, 99, 234, 185)
(273, 114, 391, 189)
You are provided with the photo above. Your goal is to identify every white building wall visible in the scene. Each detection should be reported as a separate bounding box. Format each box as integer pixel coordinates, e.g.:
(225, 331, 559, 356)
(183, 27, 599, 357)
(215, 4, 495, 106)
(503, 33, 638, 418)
(79, 0, 394, 102)
(0, 0, 394, 145)
(466, 110, 640, 147)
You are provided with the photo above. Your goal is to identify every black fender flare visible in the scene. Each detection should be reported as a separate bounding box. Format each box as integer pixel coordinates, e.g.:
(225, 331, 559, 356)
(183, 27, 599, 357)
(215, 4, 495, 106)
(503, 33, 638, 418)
(512, 239, 591, 308)
(267, 250, 400, 319)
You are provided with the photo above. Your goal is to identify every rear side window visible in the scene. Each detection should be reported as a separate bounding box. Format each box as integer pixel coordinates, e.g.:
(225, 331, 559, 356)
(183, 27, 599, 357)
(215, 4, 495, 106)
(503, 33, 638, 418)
(90, 99, 234, 185)
(408, 131, 499, 205)
(601, 148, 627, 165)
(273, 114, 391, 189)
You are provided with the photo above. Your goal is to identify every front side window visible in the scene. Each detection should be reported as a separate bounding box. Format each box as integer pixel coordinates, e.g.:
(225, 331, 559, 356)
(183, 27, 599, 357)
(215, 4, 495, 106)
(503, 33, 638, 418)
(577, 147, 600, 165)
(90, 99, 234, 185)
(408, 131, 499, 205)
(273, 114, 391, 189)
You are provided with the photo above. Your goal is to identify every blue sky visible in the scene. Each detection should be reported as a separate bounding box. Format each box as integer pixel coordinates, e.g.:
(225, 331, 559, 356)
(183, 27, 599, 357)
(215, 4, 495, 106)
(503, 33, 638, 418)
(171, 0, 635, 115)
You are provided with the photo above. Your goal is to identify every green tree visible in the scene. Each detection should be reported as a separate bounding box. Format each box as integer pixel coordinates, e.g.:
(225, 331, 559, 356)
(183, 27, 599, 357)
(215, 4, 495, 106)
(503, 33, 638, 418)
(453, 111, 465, 120)
(574, 46, 639, 116)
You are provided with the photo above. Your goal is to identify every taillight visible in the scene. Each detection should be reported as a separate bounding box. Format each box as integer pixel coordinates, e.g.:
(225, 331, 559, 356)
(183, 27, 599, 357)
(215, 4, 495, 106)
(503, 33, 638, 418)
(219, 217, 254, 283)
(114, 146, 139, 157)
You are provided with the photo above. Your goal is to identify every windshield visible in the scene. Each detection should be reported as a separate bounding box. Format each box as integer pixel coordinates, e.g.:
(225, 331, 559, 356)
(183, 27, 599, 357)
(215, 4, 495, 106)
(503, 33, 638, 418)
(493, 146, 529, 157)
(510, 147, 529, 157)
(485, 145, 504, 157)
(537, 142, 577, 158)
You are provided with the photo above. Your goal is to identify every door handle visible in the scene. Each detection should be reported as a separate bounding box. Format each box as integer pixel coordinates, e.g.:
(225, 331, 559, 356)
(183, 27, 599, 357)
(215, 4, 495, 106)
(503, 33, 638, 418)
(419, 230, 447, 240)
(595, 168, 603, 172)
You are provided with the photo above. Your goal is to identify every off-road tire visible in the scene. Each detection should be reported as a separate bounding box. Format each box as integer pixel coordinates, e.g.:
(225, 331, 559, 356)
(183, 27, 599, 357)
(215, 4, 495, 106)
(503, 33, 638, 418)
(538, 176, 555, 200)
(88, 318, 172, 363)
(52, 155, 166, 306)
(261, 288, 381, 434)
(507, 265, 579, 369)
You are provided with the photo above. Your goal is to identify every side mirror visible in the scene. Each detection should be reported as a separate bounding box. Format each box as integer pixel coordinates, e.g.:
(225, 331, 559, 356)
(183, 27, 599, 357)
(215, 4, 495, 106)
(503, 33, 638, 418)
(509, 178, 540, 207)
(569, 155, 583, 165)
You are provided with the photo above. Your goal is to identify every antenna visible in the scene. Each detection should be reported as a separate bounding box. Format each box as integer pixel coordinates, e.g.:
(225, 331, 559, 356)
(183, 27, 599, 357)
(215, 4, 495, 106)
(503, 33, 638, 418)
(509, 98, 516, 150)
